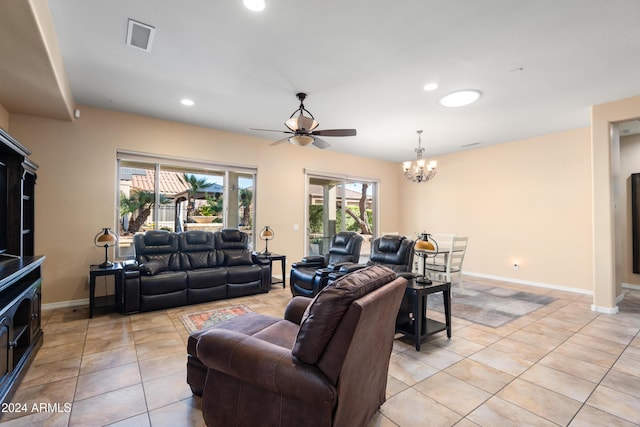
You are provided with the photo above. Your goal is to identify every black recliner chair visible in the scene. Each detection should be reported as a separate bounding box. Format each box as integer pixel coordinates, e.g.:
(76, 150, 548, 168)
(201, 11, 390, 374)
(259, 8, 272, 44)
(290, 231, 364, 297)
(329, 234, 415, 280)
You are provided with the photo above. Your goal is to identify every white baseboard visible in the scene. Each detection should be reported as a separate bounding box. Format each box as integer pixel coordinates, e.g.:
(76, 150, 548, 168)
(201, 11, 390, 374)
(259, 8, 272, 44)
(464, 272, 593, 295)
(43, 298, 88, 311)
(591, 304, 619, 314)
(622, 282, 640, 290)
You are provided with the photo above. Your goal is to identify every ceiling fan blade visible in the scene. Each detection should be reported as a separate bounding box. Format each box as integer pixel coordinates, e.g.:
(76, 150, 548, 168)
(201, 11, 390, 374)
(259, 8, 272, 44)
(312, 137, 330, 149)
(270, 137, 290, 146)
(312, 129, 357, 137)
(250, 128, 294, 134)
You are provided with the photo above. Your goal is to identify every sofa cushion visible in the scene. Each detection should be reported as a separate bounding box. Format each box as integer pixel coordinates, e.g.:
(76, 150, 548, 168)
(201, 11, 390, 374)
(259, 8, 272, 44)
(140, 271, 188, 295)
(378, 235, 402, 253)
(140, 260, 168, 276)
(226, 252, 253, 266)
(227, 265, 262, 283)
(187, 268, 227, 289)
(214, 228, 249, 250)
(292, 264, 396, 364)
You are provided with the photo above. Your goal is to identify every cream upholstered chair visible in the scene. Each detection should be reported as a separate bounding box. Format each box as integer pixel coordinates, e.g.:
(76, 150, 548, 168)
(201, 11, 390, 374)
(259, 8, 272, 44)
(424, 235, 468, 291)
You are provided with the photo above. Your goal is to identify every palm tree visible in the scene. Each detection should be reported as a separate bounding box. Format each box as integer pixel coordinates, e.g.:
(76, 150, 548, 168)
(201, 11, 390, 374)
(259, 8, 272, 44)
(120, 192, 138, 233)
(126, 190, 169, 233)
(182, 173, 213, 220)
(239, 188, 253, 226)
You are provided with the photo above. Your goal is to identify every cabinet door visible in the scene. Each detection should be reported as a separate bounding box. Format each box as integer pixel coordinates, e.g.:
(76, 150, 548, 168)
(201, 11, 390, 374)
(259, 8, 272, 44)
(29, 285, 41, 340)
(0, 317, 11, 390)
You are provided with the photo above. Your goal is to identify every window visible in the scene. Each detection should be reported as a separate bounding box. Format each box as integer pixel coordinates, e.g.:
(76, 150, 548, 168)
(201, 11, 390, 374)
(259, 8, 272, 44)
(117, 151, 256, 259)
(305, 171, 378, 260)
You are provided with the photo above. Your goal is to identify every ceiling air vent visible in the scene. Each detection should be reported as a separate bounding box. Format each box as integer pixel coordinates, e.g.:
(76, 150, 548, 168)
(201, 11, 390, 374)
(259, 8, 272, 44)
(126, 19, 155, 52)
(461, 142, 481, 149)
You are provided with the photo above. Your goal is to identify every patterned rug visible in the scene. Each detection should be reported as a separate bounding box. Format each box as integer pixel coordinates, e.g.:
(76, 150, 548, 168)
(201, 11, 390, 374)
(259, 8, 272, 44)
(180, 304, 254, 333)
(426, 280, 557, 328)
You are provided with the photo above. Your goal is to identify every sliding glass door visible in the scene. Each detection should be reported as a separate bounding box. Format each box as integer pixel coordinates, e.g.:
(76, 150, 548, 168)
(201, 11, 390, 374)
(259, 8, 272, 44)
(305, 172, 377, 260)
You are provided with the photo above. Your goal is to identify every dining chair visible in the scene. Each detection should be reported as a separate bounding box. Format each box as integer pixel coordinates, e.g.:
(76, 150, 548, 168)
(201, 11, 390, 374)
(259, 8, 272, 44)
(424, 235, 468, 291)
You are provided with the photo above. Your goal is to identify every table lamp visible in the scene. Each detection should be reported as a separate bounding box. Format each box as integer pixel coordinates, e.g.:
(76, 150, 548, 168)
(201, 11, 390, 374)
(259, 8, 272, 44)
(414, 232, 438, 284)
(259, 226, 274, 255)
(94, 227, 117, 268)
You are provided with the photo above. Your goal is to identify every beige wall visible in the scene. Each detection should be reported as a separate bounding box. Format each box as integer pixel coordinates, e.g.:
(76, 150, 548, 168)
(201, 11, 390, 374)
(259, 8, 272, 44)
(620, 134, 640, 286)
(401, 128, 594, 291)
(9, 105, 403, 304)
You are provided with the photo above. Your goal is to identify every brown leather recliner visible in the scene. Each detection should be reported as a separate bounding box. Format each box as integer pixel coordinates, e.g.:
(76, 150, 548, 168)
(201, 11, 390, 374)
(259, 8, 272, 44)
(187, 265, 407, 427)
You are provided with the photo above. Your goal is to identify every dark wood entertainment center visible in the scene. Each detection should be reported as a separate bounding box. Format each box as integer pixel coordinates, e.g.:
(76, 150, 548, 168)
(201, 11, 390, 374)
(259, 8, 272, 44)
(0, 128, 43, 404)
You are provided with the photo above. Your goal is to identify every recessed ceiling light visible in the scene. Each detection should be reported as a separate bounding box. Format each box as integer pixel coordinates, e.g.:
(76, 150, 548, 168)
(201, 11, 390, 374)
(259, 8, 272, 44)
(181, 99, 194, 106)
(423, 82, 438, 91)
(439, 89, 481, 107)
(243, 0, 265, 11)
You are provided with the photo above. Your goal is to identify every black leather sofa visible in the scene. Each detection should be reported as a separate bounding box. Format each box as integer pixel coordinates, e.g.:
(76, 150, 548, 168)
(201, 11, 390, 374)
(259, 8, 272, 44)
(122, 229, 271, 313)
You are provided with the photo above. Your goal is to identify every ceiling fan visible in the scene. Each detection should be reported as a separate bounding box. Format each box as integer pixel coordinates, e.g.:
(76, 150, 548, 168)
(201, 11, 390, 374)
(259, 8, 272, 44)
(250, 92, 356, 149)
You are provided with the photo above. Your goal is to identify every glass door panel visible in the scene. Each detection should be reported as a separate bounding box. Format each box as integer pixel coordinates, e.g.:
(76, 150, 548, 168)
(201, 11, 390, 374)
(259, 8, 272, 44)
(227, 171, 255, 248)
(118, 161, 156, 258)
(306, 175, 376, 259)
(178, 169, 224, 233)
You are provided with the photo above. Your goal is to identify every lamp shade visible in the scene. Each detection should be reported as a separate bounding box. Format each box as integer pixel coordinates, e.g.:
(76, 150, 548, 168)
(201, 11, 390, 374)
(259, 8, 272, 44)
(94, 227, 117, 268)
(95, 228, 117, 247)
(260, 226, 274, 240)
(259, 226, 274, 255)
(288, 135, 314, 146)
(414, 232, 435, 251)
(285, 115, 319, 133)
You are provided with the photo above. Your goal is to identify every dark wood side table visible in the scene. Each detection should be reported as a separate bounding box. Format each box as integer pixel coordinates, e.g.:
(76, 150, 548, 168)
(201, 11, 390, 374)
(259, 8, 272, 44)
(395, 278, 451, 351)
(89, 263, 123, 318)
(255, 252, 286, 288)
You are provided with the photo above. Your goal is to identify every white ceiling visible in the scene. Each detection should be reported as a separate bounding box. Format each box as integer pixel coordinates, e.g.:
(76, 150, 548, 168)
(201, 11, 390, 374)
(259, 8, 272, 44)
(46, 0, 640, 162)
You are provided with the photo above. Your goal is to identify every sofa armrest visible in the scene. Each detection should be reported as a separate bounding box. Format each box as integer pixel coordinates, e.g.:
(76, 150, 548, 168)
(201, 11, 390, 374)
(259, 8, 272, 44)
(122, 259, 140, 271)
(337, 262, 365, 274)
(122, 262, 141, 314)
(292, 256, 325, 269)
(326, 263, 365, 282)
(284, 296, 312, 324)
(251, 253, 271, 266)
(196, 329, 336, 405)
(326, 261, 355, 271)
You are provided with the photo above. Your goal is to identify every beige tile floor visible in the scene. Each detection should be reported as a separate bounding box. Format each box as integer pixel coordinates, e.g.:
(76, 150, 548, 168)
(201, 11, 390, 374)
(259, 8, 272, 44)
(0, 277, 638, 426)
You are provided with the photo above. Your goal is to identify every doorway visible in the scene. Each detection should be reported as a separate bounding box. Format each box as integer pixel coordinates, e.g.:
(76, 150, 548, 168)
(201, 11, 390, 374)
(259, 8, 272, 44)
(305, 172, 377, 260)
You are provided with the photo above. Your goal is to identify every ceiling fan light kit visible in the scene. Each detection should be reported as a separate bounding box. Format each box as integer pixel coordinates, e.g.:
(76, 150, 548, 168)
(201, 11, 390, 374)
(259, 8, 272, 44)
(285, 115, 319, 133)
(289, 135, 314, 146)
(403, 130, 438, 183)
(250, 92, 356, 149)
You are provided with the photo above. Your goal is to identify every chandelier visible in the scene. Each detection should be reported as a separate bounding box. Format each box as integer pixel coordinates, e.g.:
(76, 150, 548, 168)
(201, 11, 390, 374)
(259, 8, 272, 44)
(402, 130, 438, 183)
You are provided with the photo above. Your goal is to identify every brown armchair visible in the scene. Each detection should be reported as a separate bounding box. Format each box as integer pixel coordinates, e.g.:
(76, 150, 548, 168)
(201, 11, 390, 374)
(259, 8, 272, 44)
(187, 265, 407, 427)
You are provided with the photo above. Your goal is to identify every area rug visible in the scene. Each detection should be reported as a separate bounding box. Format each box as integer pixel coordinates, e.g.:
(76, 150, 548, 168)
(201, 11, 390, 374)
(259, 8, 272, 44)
(180, 304, 254, 333)
(426, 280, 557, 328)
